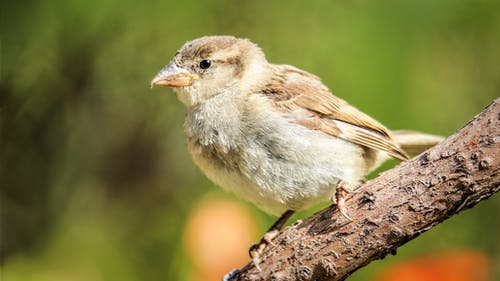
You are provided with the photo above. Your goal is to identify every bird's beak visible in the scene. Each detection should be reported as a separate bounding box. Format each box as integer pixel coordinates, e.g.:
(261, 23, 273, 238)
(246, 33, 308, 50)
(150, 62, 199, 88)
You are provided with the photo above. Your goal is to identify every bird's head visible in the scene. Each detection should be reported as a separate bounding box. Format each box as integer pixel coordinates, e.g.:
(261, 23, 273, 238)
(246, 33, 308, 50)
(151, 36, 270, 107)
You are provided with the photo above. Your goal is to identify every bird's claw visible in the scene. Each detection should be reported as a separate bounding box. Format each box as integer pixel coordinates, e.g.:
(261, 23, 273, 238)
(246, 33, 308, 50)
(248, 229, 280, 271)
(333, 185, 354, 221)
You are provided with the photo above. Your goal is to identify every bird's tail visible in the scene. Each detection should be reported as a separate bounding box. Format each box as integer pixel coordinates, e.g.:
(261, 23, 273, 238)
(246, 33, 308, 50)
(391, 130, 445, 156)
(367, 130, 444, 174)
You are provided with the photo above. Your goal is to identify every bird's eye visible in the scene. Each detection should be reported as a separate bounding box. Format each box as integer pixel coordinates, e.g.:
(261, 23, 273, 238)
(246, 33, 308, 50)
(199, 59, 211, 69)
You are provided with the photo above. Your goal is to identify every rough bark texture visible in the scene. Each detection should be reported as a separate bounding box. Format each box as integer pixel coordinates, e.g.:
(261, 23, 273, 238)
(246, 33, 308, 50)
(230, 99, 500, 281)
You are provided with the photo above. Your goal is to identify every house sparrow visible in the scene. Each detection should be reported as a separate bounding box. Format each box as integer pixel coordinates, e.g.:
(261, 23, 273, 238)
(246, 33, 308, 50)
(151, 36, 443, 267)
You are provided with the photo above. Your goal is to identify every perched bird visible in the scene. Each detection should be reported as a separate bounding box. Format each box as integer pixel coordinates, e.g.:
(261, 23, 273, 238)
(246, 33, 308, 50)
(151, 35, 443, 267)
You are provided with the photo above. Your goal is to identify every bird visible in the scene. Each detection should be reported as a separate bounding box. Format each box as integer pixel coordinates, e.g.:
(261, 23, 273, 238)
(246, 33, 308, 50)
(151, 35, 443, 267)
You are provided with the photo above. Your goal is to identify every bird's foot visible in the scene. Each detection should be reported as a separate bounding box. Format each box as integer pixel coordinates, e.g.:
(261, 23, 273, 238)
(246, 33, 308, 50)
(247, 210, 295, 271)
(332, 184, 354, 221)
(248, 229, 280, 271)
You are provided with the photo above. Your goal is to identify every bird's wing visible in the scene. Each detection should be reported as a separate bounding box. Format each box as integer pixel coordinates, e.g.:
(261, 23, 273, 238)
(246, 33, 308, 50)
(261, 64, 409, 161)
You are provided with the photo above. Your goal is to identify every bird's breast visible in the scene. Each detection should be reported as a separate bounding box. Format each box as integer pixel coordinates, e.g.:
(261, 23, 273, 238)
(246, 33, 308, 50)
(182, 95, 369, 215)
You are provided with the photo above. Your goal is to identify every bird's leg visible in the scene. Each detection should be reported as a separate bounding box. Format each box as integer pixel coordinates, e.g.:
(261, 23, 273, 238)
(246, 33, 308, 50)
(332, 181, 354, 221)
(249, 210, 295, 270)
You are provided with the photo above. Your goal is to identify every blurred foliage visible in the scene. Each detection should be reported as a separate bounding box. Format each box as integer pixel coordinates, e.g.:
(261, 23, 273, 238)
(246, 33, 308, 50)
(1, 0, 499, 280)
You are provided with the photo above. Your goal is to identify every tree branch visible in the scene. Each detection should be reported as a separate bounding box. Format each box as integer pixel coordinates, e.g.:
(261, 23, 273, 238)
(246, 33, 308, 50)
(230, 99, 500, 281)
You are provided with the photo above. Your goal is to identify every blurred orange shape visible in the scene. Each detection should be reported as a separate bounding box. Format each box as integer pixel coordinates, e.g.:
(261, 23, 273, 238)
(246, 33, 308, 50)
(183, 195, 258, 281)
(373, 249, 492, 281)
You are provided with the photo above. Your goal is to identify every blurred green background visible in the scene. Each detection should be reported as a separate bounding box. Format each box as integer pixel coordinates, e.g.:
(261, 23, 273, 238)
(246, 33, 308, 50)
(1, 0, 499, 280)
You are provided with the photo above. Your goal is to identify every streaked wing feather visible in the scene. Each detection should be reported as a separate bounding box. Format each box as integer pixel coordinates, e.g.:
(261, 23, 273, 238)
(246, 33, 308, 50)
(263, 64, 409, 160)
(334, 120, 408, 160)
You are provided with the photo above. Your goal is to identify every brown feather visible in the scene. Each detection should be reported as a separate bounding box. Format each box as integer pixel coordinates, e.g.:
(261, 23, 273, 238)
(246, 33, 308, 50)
(261, 64, 409, 161)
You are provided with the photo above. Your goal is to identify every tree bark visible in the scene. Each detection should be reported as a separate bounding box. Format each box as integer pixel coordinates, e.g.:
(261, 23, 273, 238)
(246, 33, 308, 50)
(230, 99, 500, 281)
